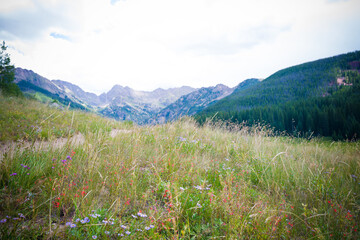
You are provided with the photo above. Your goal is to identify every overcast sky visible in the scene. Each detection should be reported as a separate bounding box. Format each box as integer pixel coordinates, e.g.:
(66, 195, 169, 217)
(1, 0, 360, 94)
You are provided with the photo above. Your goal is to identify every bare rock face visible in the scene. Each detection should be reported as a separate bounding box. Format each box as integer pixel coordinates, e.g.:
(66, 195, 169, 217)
(15, 68, 64, 96)
(149, 84, 235, 124)
(52, 80, 102, 106)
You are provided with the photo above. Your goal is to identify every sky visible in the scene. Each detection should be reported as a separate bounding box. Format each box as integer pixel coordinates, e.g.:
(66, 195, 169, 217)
(1, 0, 360, 95)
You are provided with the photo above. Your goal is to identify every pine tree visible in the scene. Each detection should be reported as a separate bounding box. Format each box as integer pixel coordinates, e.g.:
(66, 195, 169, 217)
(0, 41, 22, 96)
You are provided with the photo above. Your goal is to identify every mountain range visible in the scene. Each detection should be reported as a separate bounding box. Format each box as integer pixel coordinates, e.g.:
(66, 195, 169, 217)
(149, 80, 262, 124)
(14, 68, 233, 124)
(13, 50, 360, 139)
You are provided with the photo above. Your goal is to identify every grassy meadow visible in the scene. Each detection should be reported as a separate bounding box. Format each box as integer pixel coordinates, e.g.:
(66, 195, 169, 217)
(0, 96, 359, 239)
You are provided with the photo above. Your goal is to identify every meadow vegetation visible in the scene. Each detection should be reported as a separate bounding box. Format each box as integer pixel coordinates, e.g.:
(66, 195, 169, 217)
(0, 96, 359, 239)
(0, 96, 128, 142)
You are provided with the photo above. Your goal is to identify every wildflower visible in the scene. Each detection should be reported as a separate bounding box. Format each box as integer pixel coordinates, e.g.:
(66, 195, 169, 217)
(66, 222, 77, 228)
(125, 231, 131, 235)
(120, 225, 127, 229)
(136, 229, 143, 232)
(0, 219, 6, 223)
(10, 173, 17, 176)
(66, 155, 72, 160)
(180, 187, 185, 191)
(92, 235, 97, 239)
(145, 227, 150, 230)
(105, 231, 110, 235)
(149, 224, 155, 228)
(197, 203, 202, 208)
(131, 214, 138, 219)
(178, 136, 187, 142)
(118, 233, 124, 236)
(80, 217, 90, 224)
(75, 218, 80, 222)
(18, 213, 25, 218)
(137, 212, 147, 218)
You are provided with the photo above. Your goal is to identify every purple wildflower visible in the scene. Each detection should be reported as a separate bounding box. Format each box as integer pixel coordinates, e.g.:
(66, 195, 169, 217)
(0, 219, 6, 223)
(66, 222, 76, 227)
(10, 173, 17, 176)
(80, 217, 90, 224)
(120, 225, 127, 229)
(92, 235, 97, 239)
(137, 212, 147, 218)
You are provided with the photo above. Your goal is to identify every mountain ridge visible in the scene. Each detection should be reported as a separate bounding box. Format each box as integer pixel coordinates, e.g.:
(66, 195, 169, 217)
(196, 50, 360, 139)
(148, 82, 261, 124)
(14, 67, 200, 123)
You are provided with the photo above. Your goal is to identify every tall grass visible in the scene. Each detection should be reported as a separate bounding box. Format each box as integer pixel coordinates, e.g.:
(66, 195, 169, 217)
(0, 99, 359, 239)
(0, 95, 129, 142)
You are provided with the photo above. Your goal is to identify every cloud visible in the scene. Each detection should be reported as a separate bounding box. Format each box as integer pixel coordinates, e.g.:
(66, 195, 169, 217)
(50, 32, 71, 41)
(327, 0, 349, 3)
(184, 24, 292, 55)
(0, 0, 80, 40)
(110, 0, 125, 5)
(3, 0, 360, 94)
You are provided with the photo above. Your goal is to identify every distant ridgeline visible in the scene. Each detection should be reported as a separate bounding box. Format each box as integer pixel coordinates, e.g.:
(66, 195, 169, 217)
(196, 51, 360, 140)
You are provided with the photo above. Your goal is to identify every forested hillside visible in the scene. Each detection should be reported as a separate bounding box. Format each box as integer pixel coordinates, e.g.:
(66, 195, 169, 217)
(196, 51, 360, 139)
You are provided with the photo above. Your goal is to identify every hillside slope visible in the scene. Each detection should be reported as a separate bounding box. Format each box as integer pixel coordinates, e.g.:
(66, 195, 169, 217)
(202, 51, 360, 113)
(0, 95, 358, 239)
(197, 51, 360, 139)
